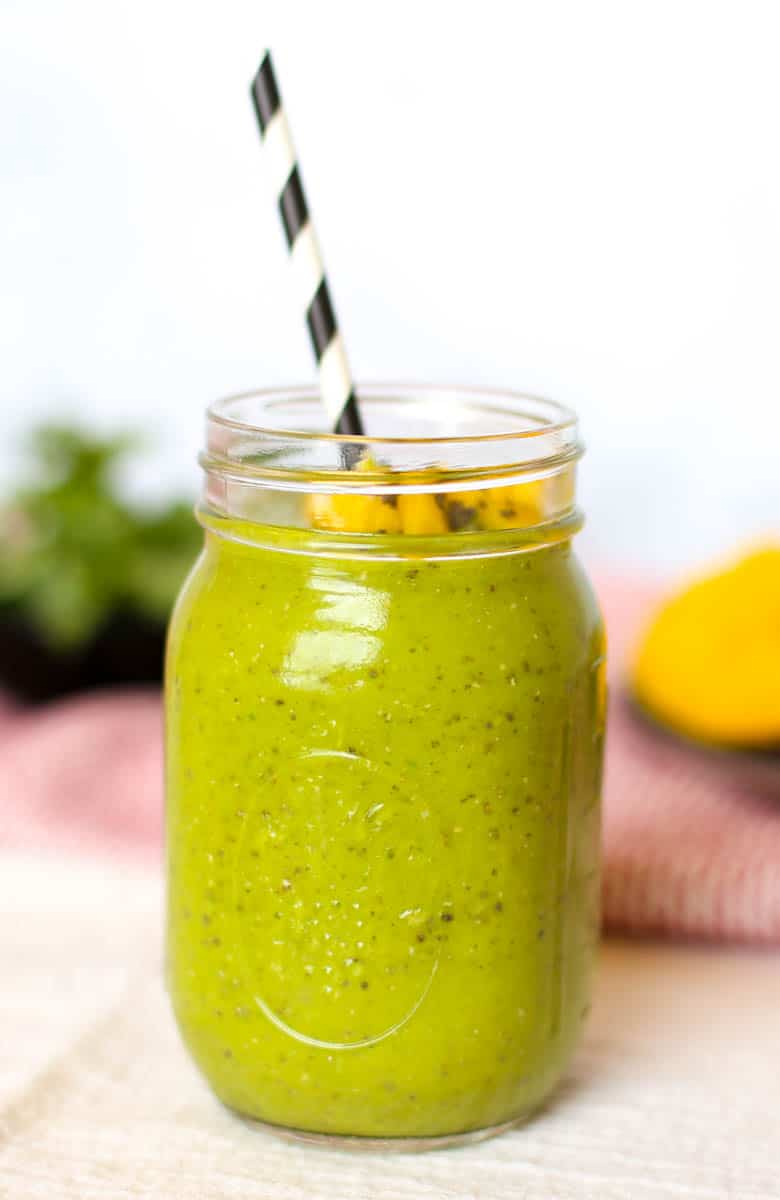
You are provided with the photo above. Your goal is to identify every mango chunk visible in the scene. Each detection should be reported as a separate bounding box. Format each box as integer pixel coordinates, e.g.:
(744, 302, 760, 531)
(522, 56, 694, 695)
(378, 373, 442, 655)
(306, 489, 449, 536)
(632, 546, 780, 746)
(305, 469, 545, 536)
(478, 481, 544, 530)
(396, 493, 449, 535)
(444, 481, 545, 530)
(306, 491, 402, 534)
(305, 454, 402, 534)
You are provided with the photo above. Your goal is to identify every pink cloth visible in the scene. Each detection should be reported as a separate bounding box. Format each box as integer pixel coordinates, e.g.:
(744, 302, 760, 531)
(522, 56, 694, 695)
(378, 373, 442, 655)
(0, 689, 163, 860)
(1, 578, 779, 943)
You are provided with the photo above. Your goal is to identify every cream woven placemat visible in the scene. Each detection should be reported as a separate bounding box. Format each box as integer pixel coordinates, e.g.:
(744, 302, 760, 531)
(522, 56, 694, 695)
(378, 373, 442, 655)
(2, 852, 779, 1199)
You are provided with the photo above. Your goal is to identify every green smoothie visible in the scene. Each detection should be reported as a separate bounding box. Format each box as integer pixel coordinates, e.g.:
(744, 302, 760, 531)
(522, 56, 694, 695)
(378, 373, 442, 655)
(166, 520, 605, 1140)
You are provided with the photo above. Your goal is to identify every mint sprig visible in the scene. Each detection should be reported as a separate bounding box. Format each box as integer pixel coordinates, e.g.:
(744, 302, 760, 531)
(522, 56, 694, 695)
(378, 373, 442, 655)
(0, 425, 200, 649)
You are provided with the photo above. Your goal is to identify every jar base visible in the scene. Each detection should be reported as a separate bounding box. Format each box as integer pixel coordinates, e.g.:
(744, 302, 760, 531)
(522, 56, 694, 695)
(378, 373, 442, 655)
(230, 1107, 539, 1153)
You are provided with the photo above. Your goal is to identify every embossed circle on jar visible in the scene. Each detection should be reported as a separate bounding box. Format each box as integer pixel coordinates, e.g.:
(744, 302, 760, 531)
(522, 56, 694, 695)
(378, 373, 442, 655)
(231, 748, 442, 1049)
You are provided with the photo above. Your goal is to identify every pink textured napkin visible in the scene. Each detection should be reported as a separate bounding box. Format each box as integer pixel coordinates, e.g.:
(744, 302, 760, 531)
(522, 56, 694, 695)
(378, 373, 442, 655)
(0, 689, 162, 860)
(600, 575, 780, 943)
(1, 577, 779, 943)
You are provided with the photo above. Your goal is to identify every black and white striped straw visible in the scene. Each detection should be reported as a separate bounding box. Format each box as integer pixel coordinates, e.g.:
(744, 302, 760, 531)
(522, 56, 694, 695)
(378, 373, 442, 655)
(250, 51, 364, 439)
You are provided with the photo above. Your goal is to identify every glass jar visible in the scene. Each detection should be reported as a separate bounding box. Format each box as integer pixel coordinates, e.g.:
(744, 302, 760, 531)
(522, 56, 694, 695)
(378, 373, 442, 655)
(165, 384, 606, 1149)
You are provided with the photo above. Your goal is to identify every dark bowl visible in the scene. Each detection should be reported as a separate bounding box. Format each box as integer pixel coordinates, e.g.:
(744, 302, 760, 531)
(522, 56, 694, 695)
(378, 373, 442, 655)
(0, 607, 167, 703)
(626, 692, 780, 801)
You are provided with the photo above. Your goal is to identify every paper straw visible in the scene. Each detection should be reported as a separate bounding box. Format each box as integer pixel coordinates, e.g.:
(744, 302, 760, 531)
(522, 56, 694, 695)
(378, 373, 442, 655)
(251, 51, 364, 438)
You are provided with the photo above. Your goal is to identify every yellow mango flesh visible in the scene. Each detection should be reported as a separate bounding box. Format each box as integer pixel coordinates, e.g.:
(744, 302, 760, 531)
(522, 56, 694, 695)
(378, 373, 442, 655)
(305, 456, 402, 533)
(306, 491, 402, 534)
(396, 493, 449, 535)
(306, 476, 544, 536)
(632, 546, 780, 746)
(446, 482, 545, 531)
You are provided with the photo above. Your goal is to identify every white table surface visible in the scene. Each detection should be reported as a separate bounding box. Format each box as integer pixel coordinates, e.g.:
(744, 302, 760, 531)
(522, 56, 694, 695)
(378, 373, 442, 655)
(1, 852, 778, 1200)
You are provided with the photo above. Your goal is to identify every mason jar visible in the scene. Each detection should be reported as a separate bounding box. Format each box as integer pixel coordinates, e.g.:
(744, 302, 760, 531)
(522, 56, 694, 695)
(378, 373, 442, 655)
(165, 384, 606, 1148)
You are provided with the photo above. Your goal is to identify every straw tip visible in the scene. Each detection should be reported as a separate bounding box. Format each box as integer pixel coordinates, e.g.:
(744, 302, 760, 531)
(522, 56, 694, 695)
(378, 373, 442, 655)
(250, 50, 280, 132)
(252, 49, 271, 82)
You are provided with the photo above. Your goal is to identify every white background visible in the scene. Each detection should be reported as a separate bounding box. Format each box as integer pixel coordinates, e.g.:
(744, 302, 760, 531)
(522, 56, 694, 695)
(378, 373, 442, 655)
(1, 0, 778, 575)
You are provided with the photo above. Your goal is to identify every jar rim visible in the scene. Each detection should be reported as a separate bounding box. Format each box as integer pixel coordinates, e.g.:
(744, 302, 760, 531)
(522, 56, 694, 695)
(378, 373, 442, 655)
(207, 382, 579, 448)
(201, 384, 583, 546)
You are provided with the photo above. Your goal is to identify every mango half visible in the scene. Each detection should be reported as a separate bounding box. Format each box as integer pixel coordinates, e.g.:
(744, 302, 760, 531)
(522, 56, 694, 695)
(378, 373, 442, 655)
(631, 546, 780, 746)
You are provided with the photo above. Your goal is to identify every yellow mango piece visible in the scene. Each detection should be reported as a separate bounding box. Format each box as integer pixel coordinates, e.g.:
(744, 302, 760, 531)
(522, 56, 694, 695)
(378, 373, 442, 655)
(446, 480, 545, 530)
(306, 454, 403, 534)
(306, 491, 402, 534)
(397, 493, 449, 535)
(436, 490, 479, 531)
(306, 463, 546, 536)
(483, 481, 544, 530)
(632, 546, 780, 746)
